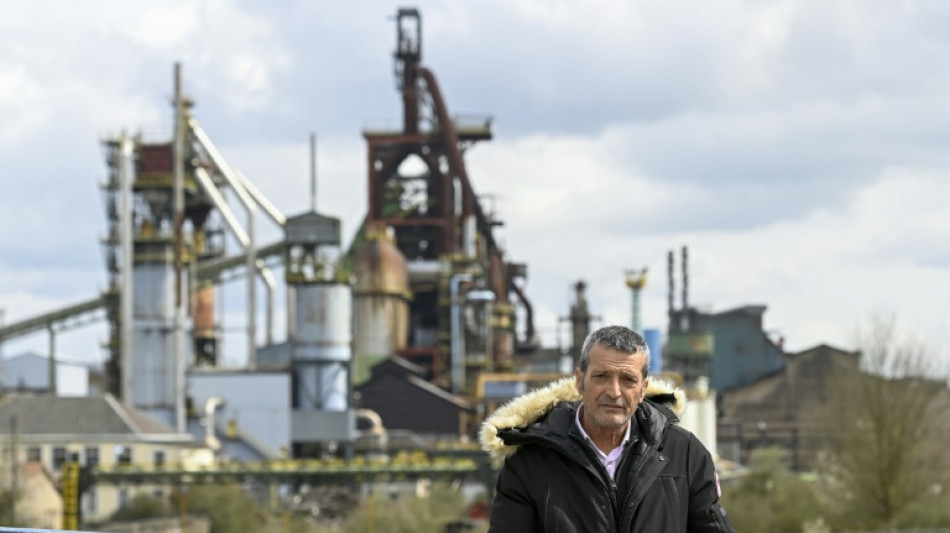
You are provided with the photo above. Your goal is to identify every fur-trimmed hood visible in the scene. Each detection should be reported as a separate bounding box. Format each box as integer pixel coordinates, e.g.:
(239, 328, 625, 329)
(479, 377, 687, 458)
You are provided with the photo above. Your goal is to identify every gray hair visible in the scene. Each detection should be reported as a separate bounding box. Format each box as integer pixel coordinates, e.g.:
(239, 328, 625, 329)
(578, 325, 651, 378)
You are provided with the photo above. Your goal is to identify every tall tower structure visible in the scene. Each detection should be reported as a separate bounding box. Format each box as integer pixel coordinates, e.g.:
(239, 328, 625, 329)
(625, 268, 648, 333)
(362, 8, 535, 387)
(100, 67, 209, 430)
(568, 281, 593, 363)
(101, 65, 284, 431)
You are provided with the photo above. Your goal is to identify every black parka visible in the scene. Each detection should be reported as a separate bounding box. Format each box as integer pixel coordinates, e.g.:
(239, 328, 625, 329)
(480, 378, 735, 533)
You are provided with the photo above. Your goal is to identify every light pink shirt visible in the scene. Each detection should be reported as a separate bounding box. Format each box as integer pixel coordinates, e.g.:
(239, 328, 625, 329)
(575, 404, 632, 479)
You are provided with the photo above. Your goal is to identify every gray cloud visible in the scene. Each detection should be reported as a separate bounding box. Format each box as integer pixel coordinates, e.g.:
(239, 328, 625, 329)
(2, 0, 950, 365)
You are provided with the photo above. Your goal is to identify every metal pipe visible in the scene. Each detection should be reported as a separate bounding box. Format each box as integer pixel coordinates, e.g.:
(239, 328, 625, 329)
(356, 408, 385, 435)
(193, 168, 250, 247)
(310, 133, 317, 212)
(287, 285, 297, 343)
(466, 289, 496, 373)
(256, 258, 277, 346)
(173, 64, 187, 433)
(450, 272, 472, 394)
(632, 289, 642, 334)
(173, 63, 187, 433)
(235, 170, 287, 226)
(667, 250, 675, 325)
(190, 118, 259, 369)
(47, 324, 56, 395)
(681, 245, 689, 331)
(204, 396, 226, 451)
(463, 215, 476, 258)
(118, 134, 135, 404)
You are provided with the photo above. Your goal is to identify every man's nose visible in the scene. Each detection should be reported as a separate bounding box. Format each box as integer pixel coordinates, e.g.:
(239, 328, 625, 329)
(606, 377, 621, 397)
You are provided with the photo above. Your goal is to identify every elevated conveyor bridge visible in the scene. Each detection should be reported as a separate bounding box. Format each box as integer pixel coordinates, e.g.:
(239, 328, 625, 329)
(0, 241, 286, 346)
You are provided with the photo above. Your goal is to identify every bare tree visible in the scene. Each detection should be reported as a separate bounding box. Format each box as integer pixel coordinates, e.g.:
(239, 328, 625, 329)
(816, 317, 950, 529)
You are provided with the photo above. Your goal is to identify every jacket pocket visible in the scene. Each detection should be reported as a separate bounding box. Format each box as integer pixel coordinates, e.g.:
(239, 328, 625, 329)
(659, 476, 682, 531)
(661, 476, 680, 506)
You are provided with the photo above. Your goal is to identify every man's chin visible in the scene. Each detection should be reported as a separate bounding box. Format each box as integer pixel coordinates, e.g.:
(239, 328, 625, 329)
(593, 414, 629, 431)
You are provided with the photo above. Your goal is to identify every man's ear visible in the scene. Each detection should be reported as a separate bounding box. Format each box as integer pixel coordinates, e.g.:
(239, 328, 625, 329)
(574, 367, 583, 394)
(639, 377, 650, 404)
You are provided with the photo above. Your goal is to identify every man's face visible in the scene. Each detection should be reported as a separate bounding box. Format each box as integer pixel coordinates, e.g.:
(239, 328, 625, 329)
(574, 342, 649, 433)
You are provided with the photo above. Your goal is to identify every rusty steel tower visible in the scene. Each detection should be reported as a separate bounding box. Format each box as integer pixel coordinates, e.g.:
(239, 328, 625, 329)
(362, 8, 536, 392)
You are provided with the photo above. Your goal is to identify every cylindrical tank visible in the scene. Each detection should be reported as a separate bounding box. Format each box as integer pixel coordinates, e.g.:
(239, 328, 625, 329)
(293, 282, 352, 411)
(352, 226, 410, 382)
(644, 328, 663, 376)
(492, 302, 515, 372)
(131, 242, 192, 427)
(192, 281, 217, 366)
(489, 253, 512, 369)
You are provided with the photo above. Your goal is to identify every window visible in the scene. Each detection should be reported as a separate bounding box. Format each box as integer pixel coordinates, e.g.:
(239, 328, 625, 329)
(115, 445, 132, 466)
(118, 488, 130, 509)
(26, 446, 41, 463)
(53, 447, 67, 470)
(154, 450, 166, 468)
(85, 446, 99, 468)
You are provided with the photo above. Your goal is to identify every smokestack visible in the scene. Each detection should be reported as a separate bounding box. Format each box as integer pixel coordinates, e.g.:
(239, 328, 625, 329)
(310, 133, 317, 212)
(667, 250, 675, 324)
(570, 280, 592, 363)
(680, 245, 689, 331)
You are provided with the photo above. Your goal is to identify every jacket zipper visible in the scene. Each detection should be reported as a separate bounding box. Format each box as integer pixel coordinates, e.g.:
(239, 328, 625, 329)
(569, 433, 622, 528)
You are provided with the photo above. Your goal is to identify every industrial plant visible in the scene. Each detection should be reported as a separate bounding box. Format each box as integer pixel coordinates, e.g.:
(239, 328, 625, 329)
(0, 7, 894, 532)
(0, 9, 543, 529)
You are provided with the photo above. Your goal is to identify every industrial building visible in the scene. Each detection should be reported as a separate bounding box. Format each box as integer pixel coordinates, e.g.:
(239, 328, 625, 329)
(1, 352, 99, 397)
(0, 394, 212, 523)
(0, 8, 536, 528)
(716, 343, 861, 471)
(0, 6, 823, 530)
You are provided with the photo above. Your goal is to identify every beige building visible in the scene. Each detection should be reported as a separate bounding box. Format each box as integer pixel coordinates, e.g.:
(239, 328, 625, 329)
(0, 393, 212, 525)
(0, 462, 63, 529)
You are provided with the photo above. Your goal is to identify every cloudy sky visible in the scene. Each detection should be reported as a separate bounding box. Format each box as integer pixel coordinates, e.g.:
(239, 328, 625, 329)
(1, 1, 948, 376)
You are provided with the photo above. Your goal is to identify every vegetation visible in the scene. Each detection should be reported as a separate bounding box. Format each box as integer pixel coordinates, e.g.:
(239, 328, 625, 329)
(170, 484, 267, 533)
(108, 492, 173, 522)
(0, 489, 28, 528)
(314, 482, 483, 533)
(815, 318, 950, 530)
(722, 448, 823, 533)
(724, 317, 950, 532)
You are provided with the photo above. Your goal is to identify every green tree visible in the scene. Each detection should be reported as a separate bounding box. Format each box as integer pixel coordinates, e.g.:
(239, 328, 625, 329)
(723, 447, 823, 533)
(108, 492, 172, 522)
(0, 489, 28, 527)
(815, 317, 950, 530)
(332, 482, 479, 533)
(171, 484, 266, 533)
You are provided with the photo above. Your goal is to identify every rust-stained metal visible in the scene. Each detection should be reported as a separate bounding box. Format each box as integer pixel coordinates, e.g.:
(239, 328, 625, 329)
(192, 280, 216, 365)
(363, 9, 536, 389)
(353, 223, 410, 375)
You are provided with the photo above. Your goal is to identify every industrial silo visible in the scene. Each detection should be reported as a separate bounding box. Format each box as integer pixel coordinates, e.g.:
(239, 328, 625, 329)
(284, 211, 356, 453)
(352, 223, 409, 383)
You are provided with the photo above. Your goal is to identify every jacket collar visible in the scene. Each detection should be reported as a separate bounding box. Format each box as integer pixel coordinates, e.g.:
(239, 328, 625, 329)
(479, 376, 686, 458)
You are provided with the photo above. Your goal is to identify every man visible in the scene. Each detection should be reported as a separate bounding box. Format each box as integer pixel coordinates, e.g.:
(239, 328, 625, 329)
(480, 325, 735, 532)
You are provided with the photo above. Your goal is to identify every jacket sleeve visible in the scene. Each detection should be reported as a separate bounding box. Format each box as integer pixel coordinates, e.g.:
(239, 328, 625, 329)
(488, 452, 538, 533)
(686, 434, 736, 533)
